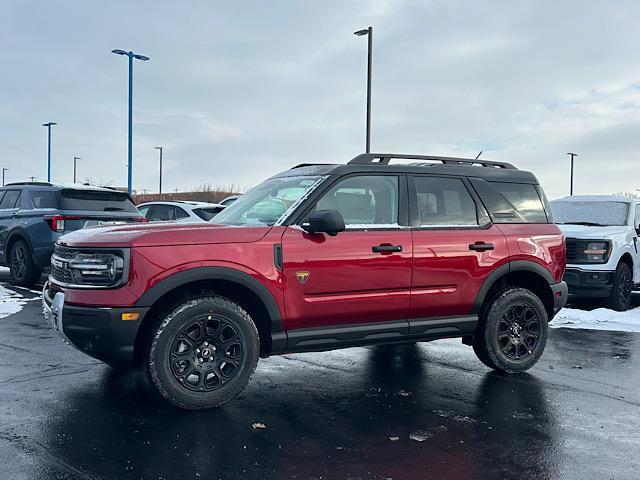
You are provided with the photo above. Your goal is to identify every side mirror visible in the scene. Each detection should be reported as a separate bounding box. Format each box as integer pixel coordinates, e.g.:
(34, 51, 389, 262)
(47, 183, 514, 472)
(303, 210, 345, 236)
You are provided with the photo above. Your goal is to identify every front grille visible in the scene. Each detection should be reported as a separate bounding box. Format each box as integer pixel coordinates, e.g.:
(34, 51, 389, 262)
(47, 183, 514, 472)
(565, 238, 586, 263)
(50, 244, 77, 285)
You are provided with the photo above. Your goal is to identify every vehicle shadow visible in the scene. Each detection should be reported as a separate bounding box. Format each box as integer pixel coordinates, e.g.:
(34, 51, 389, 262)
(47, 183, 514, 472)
(37, 344, 559, 480)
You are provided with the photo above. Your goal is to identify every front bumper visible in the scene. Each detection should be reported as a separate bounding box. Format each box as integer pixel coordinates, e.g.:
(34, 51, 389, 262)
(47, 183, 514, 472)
(42, 282, 149, 366)
(563, 268, 614, 298)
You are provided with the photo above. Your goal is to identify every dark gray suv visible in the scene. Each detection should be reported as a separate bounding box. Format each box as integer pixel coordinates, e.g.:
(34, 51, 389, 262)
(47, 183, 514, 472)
(0, 182, 146, 286)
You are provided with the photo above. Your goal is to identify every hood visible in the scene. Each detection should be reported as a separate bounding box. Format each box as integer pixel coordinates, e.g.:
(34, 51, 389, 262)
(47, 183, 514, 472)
(58, 222, 271, 248)
(556, 224, 629, 239)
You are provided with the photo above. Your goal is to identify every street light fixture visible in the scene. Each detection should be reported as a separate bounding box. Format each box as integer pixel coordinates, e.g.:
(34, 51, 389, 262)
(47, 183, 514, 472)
(42, 122, 57, 182)
(567, 152, 578, 195)
(354, 26, 373, 153)
(111, 49, 150, 194)
(154, 146, 163, 194)
(73, 156, 81, 183)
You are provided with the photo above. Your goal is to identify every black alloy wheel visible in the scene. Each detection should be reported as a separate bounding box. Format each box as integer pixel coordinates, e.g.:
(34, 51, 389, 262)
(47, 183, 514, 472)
(473, 287, 549, 373)
(496, 304, 541, 361)
(170, 314, 245, 392)
(608, 262, 632, 312)
(9, 240, 41, 286)
(147, 296, 260, 409)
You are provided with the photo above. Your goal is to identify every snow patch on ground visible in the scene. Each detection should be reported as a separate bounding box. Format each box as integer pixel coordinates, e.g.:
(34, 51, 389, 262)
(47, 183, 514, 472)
(0, 284, 38, 318)
(551, 307, 640, 333)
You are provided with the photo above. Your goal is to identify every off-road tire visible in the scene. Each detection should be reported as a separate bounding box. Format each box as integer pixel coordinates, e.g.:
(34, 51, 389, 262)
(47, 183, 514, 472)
(9, 240, 42, 287)
(147, 295, 260, 410)
(606, 262, 632, 312)
(473, 288, 548, 373)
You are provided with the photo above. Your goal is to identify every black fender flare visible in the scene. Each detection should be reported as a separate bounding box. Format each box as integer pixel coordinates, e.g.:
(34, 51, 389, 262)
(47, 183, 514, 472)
(134, 266, 283, 334)
(472, 260, 555, 314)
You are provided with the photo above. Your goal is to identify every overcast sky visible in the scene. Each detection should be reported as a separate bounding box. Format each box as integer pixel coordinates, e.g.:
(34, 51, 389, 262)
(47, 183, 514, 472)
(2, 0, 640, 198)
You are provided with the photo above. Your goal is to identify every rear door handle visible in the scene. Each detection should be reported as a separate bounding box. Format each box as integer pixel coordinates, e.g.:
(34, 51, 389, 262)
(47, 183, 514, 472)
(372, 244, 403, 254)
(469, 242, 494, 252)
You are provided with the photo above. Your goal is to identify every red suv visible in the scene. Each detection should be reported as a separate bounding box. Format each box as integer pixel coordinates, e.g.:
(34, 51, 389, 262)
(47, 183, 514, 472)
(43, 154, 567, 409)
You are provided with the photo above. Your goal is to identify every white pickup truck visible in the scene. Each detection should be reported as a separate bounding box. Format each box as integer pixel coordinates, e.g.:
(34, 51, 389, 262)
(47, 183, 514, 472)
(550, 195, 640, 311)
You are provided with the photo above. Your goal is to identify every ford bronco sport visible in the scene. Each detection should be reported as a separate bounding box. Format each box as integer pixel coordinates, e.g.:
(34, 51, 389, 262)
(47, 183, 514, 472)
(43, 153, 567, 409)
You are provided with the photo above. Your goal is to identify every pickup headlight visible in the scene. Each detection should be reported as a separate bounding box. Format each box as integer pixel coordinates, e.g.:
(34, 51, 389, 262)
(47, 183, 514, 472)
(52, 248, 129, 287)
(584, 241, 610, 263)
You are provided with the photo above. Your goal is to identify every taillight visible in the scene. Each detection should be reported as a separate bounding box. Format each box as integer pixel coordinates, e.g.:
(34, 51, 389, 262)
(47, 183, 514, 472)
(44, 215, 81, 232)
(132, 216, 149, 223)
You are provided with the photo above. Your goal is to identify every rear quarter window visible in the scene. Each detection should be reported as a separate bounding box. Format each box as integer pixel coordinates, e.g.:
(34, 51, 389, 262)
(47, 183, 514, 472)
(470, 179, 549, 223)
(59, 189, 138, 212)
(29, 190, 59, 209)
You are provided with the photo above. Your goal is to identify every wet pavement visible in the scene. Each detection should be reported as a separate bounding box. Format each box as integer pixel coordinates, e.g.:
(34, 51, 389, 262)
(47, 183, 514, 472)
(0, 277, 638, 479)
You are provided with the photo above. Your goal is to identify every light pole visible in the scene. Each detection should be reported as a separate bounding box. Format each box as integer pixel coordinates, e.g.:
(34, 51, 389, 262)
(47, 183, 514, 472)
(2, 168, 9, 186)
(111, 49, 150, 194)
(73, 156, 81, 183)
(155, 146, 163, 194)
(567, 152, 578, 195)
(354, 27, 373, 153)
(42, 122, 57, 182)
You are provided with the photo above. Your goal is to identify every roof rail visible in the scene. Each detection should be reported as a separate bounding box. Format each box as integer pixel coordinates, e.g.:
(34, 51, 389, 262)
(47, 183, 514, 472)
(348, 153, 516, 169)
(4, 181, 53, 187)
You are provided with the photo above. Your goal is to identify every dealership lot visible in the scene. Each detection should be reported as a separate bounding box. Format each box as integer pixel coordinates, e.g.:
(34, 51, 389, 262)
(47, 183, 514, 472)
(0, 272, 638, 480)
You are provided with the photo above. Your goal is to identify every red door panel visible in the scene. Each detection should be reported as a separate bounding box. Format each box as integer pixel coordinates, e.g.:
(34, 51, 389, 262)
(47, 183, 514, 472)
(281, 226, 412, 330)
(410, 225, 508, 318)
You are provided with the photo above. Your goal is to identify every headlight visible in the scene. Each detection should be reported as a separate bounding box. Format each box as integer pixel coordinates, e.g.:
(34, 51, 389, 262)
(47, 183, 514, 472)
(66, 251, 126, 287)
(584, 241, 609, 263)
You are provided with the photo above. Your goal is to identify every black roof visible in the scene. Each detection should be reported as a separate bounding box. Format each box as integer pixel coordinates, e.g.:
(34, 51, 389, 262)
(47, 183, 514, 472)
(281, 153, 538, 184)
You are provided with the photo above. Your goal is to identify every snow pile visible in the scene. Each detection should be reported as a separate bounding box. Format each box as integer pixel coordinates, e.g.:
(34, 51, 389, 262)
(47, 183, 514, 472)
(0, 284, 36, 318)
(552, 307, 640, 333)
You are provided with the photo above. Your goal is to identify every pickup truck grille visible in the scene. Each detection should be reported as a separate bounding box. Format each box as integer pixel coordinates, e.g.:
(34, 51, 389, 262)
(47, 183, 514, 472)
(565, 238, 590, 263)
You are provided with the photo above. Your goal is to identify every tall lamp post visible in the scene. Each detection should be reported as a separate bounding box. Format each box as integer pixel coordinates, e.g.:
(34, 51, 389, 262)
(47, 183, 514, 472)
(42, 122, 57, 182)
(155, 146, 163, 194)
(354, 27, 373, 153)
(567, 152, 578, 195)
(73, 156, 81, 183)
(111, 49, 150, 194)
(2, 168, 9, 186)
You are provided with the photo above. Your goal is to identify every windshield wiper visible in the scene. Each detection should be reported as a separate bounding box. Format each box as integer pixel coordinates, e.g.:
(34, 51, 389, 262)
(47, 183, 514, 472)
(559, 221, 606, 227)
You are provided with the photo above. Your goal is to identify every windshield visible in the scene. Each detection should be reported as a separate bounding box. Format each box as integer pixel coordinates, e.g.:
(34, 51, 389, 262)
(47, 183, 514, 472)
(212, 175, 326, 226)
(550, 201, 629, 226)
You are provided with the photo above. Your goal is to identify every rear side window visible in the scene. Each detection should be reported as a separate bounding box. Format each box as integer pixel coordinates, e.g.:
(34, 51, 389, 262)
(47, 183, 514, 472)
(59, 189, 138, 212)
(193, 207, 225, 221)
(148, 205, 189, 221)
(413, 176, 479, 227)
(470, 179, 548, 223)
(29, 190, 59, 209)
(0, 190, 21, 209)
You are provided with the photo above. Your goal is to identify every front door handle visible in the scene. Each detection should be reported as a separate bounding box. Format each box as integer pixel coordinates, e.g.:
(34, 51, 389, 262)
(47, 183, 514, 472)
(469, 242, 494, 252)
(372, 244, 402, 254)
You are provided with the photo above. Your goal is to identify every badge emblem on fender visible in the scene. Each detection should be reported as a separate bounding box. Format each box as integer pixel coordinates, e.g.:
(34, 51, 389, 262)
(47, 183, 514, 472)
(296, 271, 310, 284)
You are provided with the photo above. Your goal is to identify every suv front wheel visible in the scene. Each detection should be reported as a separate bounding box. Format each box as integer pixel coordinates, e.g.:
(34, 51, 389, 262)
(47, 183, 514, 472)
(147, 295, 260, 409)
(473, 288, 548, 373)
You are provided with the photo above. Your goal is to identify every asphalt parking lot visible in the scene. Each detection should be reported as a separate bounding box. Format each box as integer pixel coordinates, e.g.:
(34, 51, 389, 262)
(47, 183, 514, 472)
(0, 274, 638, 480)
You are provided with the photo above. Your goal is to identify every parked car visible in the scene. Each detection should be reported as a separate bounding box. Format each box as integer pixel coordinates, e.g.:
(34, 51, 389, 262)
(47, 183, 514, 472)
(0, 182, 145, 286)
(137, 201, 226, 222)
(550, 195, 640, 311)
(43, 153, 567, 409)
(219, 195, 241, 207)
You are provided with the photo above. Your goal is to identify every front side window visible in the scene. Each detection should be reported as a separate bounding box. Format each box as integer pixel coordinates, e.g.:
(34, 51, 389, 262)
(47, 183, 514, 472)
(314, 175, 399, 227)
(635, 205, 640, 231)
(137, 205, 151, 218)
(213, 176, 326, 227)
(414, 176, 478, 227)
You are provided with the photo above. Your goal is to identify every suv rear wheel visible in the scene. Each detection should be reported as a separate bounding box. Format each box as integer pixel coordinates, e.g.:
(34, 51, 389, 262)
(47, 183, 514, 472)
(473, 288, 548, 373)
(147, 295, 260, 409)
(607, 262, 632, 312)
(9, 240, 42, 287)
